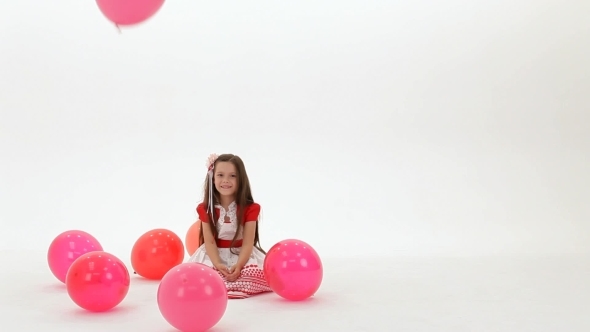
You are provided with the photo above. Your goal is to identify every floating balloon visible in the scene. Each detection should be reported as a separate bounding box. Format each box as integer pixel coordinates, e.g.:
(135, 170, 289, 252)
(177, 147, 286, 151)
(95, 0, 165, 26)
(66, 251, 130, 312)
(185, 220, 202, 256)
(131, 228, 184, 280)
(47, 230, 103, 283)
(158, 263, 228, 332)
(263, 239, 323, 301)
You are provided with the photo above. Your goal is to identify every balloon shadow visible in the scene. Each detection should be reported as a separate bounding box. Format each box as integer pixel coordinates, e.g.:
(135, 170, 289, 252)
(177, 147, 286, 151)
(131, 275, 161, 285)
(68, 304, 138, 317)
(267, 294, 326, 306)
(40, 282, 67, 293)
(162, 327, 230, 332)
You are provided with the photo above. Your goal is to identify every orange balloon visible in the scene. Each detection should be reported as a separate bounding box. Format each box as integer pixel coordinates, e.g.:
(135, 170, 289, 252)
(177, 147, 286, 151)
(131, 228, 184, 280)
(185, 221, 203, 256)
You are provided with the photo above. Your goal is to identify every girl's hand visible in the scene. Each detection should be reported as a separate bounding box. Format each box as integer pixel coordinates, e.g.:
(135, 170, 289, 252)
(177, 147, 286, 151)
(213, 262, 230, 277)
(226, 265, 242, 282)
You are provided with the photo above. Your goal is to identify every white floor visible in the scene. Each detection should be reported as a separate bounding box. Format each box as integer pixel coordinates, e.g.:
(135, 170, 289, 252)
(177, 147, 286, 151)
(1, 250, 588, 331)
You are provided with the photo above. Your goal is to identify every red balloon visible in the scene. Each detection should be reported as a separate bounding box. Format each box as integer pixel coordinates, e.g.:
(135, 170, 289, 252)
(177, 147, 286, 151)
(66, 251, 130, 312)
(263, 239, 323, 301)
(95, 0, 165, 26)
(131, 228, 184, 280)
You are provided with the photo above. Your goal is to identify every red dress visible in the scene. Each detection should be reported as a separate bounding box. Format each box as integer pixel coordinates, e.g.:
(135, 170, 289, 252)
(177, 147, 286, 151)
(187, 201, 272, 299)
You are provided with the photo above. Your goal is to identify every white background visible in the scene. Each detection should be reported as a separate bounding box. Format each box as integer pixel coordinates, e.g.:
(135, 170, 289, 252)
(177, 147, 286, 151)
(1, 0, 589, 261)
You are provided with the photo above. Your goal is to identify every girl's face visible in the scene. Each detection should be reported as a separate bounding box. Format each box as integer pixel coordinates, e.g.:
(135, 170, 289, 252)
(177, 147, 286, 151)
(214, 161, 238, 197)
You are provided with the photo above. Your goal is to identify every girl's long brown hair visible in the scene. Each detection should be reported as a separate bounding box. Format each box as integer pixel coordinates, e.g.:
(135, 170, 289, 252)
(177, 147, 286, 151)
(198, 154, 265, 255)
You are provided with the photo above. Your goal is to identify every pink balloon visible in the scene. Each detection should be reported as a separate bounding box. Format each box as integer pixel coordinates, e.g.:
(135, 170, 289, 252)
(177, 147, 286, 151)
(158, 263, 228, 332)
(95, 0, 165, 26)
(263, 239, 323, 301)
(66, 251, 130, 312)
(47, 230, 103, 283)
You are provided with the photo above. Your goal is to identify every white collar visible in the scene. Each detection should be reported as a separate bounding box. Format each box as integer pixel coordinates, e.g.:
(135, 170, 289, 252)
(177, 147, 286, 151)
(214, 201, 237, 211)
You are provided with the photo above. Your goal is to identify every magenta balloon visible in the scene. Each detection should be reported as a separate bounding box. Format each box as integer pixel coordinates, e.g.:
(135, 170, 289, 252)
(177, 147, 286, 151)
(47, 230, 103, 283)
(66, 251, 130, 312)
(157, 263, 228, 331)
(263, 239, 323, 301)
(95, 0, 165, 26)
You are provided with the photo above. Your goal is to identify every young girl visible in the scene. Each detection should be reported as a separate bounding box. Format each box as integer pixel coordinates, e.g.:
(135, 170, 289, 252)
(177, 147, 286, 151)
(187, 153, 272, 299)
